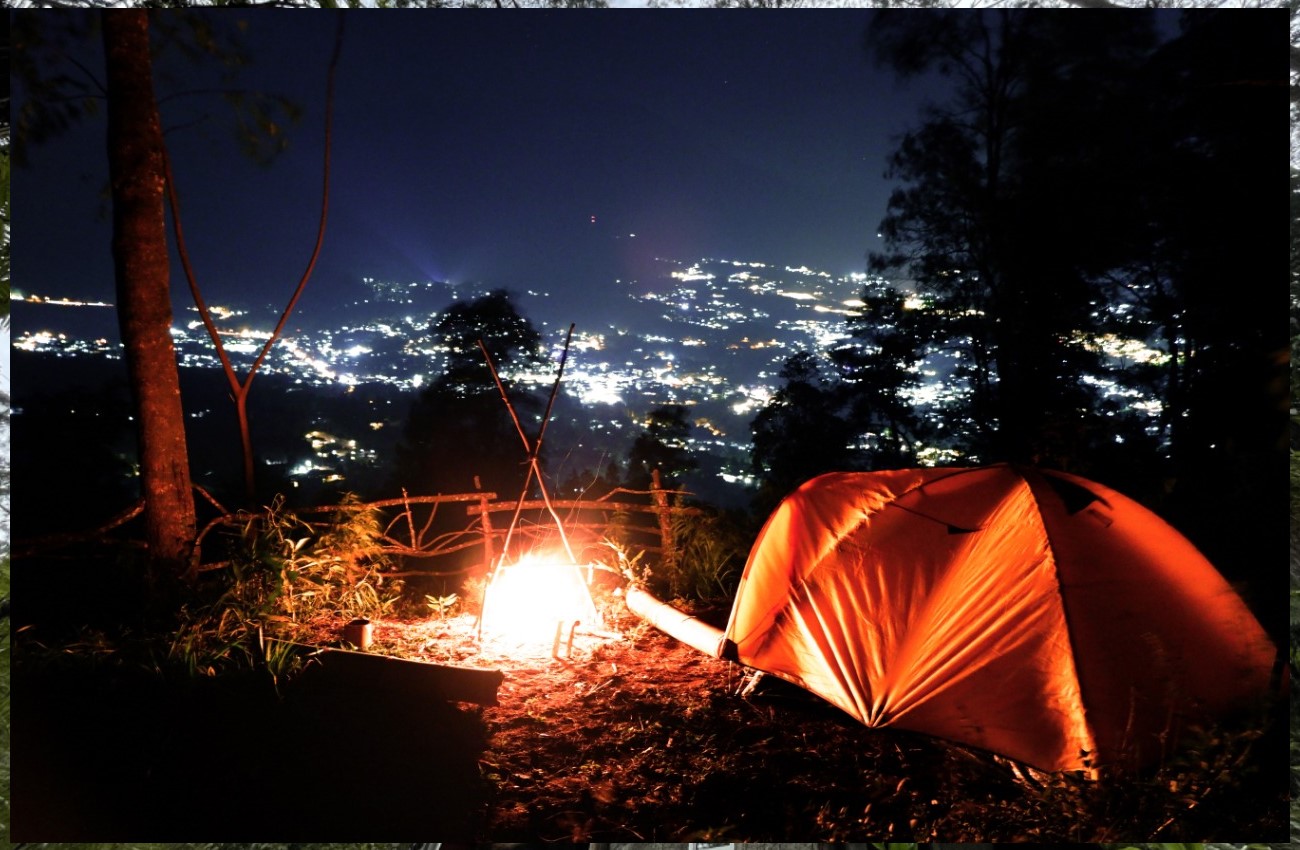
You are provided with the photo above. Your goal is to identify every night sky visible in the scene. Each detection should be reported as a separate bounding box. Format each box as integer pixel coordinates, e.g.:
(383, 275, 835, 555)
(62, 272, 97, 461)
(16, 11, 948, 328)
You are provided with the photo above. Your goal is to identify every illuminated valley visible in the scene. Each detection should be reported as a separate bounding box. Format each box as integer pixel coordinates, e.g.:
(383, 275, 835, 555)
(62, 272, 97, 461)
(13, 254, 1164, 503)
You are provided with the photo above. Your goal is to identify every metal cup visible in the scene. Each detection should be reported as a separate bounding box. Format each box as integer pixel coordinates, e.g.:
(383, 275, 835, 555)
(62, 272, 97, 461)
(343, 617, 372, 650)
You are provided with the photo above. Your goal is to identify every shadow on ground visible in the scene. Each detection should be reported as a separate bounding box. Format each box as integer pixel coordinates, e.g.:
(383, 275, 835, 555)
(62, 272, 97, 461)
(14, 656, 490, 840)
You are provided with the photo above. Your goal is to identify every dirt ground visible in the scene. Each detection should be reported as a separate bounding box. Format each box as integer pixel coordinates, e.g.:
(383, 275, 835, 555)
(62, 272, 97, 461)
(11, 593, 1286, 841)
(12, 551, 1284, 841)
(335, 604, 1287, 842)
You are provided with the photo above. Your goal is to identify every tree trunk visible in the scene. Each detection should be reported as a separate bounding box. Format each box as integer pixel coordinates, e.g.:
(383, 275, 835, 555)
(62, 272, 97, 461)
(102, 11, 196, 578)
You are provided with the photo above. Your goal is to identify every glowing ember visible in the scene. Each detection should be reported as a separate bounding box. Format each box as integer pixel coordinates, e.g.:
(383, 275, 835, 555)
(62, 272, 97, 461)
(478, 555, 601, 652)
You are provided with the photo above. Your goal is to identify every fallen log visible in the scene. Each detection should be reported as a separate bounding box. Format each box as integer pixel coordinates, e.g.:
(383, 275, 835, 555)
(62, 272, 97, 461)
(624, 586, 727, 659)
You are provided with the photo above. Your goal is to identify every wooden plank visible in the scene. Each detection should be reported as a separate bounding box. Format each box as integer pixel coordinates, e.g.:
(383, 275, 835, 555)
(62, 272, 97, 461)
(300, 647, 504, 706)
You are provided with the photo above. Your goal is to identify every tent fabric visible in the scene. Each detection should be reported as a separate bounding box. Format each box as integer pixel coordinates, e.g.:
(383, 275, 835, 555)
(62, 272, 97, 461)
(723, 464, 1277, 771)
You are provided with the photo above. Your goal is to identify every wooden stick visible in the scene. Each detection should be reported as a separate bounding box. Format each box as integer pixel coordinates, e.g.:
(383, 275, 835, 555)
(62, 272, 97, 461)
(477, 324, 578, 566)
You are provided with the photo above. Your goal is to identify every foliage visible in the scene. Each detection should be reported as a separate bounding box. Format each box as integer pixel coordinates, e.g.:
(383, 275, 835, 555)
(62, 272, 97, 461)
(1, 70, 8, 555)
(235, 493, 401, 621)
(434, 288, 545, 392)
(831, 277, 930, 463)
(425, 591, 460, 618)
(662, 508, 747, 602)
(1291, 449, 1300, 520)
(1291, 168, 1300, 412)
(864, 11, 1280, 486)
(587, 486, 743, 604)
(1292, 453, 1300, 837)
(14, 13, 303, 170)
(1293, 692, 1300, 840)
(626, 403, 698, 490)
(750, 351, 858, 515)
(684, 696, 1287, 839)
(600, 536, 651, 588)
(16, 0, 1276, 6)
(14, 11, 324, 577)
(4, 845, 410, 850)
(1291, 450, 1300, 586)
(0, 136, 10, 315)
(170, 494, 402, 678)
(866, 12, 1161, 466)
(0, 143, 8, 553)
(996, 713, 1285, 841)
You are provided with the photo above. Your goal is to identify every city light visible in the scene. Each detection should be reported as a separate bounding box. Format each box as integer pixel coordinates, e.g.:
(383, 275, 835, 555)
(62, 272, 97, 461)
(14, 252, 1171, 496)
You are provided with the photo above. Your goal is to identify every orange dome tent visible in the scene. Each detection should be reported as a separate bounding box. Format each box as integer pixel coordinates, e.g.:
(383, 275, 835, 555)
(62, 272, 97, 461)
(716, 465, 1277, 771)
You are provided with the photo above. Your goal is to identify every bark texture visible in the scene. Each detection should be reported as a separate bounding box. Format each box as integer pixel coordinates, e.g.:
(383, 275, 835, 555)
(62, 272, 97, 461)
(102, 11, 196, 576)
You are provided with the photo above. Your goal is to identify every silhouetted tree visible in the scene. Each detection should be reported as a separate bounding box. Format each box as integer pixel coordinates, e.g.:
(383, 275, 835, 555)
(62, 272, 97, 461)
(750, 352, 856, 516)
(867, 11, 1157, 466)
(1, 33, 11, 552)
(1142, 13, 1283, 467)
(1, 134, 9, 316)
(16, 10, 325, 580)
(869, 11, 1282, 616)
(831, 278, 929, 465)
(1292, 166, 1300, 438)
(1121, 12, 1285, 602)
(395, 290, 546, 498)
(626, 404, 696, 491)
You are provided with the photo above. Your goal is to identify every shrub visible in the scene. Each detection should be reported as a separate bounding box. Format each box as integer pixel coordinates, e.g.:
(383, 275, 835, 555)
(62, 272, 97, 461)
(170, 494, 404, 677)
(663, 508, 748, 603)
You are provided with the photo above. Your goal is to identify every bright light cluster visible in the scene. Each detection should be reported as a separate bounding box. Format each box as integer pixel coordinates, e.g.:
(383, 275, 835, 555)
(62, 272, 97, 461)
(478, 555, 600, 653)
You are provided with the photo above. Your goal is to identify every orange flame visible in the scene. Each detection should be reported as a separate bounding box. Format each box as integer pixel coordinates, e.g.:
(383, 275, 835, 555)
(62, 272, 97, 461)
(478, 554, 600, 653)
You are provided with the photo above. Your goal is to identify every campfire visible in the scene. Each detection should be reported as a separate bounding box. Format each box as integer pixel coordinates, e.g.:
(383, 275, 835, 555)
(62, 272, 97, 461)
(476, 553, 602, 656)
(470, 325, 618, 659)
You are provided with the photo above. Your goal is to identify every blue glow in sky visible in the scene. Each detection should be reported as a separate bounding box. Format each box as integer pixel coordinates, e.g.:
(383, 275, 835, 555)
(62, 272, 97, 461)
(16, 11, 944, 324)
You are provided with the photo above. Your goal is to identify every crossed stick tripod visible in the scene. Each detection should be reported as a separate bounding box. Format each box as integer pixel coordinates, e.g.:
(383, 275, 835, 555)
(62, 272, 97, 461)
(477, 322, 579, 572)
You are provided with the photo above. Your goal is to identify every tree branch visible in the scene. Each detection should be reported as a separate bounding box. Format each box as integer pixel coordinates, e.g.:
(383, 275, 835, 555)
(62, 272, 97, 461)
(164, 16, 343, 501)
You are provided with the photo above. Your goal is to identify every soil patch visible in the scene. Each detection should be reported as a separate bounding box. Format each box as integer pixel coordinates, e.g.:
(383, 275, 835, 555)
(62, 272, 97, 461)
(14, 606, 1286, 841)
(305, 608, 1289, 841)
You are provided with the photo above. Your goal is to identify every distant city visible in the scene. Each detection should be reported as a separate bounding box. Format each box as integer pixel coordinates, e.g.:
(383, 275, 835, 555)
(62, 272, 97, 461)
(13, 253, 1163, 505)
